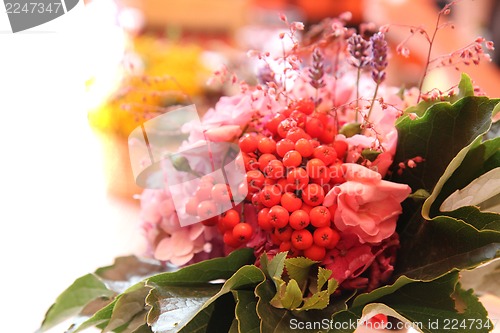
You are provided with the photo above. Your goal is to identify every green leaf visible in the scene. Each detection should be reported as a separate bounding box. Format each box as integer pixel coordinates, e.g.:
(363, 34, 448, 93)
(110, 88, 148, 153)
(147, 265, 264, 333)
(398, 74, 475, 121)
(260, 252, 287, 280)
(443, 206, 500, 232)
(104, 284, 150, 332)
(361, 273, 491, 333)
(395, 208, 500, 281)
(426, 137, 500, 217)
(146, 285, 221, 333)
(39, 273, 116, 332)
(233, 290, 260, 333)
(456, 73, 475, 99)
(257, 280, 353, 333)
(95, 256, 164, 293)
(284, 257, 317, 289)
(391, 96, 499, 193)
(339, 123, 362, 137)
(361, 149, 381, 162)
(280, 279, 303, 310)
(148, 248, 254, 286)
(317, 267, 332, 291)
(178, 303, 215, 333)
(300, 290, 330, 311)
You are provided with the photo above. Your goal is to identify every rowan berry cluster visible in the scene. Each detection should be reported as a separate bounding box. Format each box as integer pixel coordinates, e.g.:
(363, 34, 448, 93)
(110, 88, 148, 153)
(195, 99, 353, 262)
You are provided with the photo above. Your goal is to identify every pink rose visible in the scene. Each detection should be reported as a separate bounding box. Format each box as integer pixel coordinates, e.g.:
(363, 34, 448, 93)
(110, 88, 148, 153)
(324, 163, 411, 244)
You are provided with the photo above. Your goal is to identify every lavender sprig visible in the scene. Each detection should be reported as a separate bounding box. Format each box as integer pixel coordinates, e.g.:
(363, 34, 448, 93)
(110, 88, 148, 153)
(367, 32, 388, 122)
(370, 32, 388, 84)
(347, 34, 371, 122)
(347, 34, 371, 68)
(309, 48, 326, 89)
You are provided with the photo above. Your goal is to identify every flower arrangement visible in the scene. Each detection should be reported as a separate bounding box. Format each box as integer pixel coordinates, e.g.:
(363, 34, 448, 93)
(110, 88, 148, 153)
(41, 5, 499, 333)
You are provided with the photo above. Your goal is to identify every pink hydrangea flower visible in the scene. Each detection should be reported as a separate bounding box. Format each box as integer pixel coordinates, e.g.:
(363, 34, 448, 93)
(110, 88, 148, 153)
(323, 163, 411, 244)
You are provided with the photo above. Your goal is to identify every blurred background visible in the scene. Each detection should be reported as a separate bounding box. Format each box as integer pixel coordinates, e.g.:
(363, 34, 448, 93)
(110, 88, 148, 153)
(0, 0, 499, 332)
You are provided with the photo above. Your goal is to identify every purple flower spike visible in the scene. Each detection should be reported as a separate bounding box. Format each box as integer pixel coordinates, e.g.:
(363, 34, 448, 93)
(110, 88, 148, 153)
(370, 32, 388, 84)
(347, 34, 371, 68)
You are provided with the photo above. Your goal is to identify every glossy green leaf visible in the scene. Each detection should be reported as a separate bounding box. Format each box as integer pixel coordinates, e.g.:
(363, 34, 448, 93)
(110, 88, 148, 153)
(395, 208, 500, 281)
(391, 95, 499, 193)
(104, 285, 150, 332)
(39, 273, 116, 332)
(233, 290, 260, 333)
(427, 137, 500, 217)
(146, 285, 220, 333)
(148, 248, 254, 286)
(443, 206, 500, 231)
(147, 265, 264, 333)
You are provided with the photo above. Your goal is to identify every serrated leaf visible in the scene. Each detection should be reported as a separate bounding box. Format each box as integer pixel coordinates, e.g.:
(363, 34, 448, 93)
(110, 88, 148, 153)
(391, 96, 499, 194)
(256, 281, 314, 333)
(270, 277, 287, 308)
(281, 279, 303, 310)
(284, 257, 317, 289)
(233, 290, 260, 333)
(260, 252, 287, 280)
(148, 248, 254, 286)
(300, 290, 330, 311)
(39, 273, 116, 332)
(317, 267, 332, 291)
(327, 279, 338, 296)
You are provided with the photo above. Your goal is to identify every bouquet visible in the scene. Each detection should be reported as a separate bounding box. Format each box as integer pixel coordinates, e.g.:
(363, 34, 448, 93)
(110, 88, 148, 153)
(40, 5, 499, 333)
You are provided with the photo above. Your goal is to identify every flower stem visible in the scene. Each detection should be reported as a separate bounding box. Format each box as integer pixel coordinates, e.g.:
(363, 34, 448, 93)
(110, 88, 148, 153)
(355, 66, 361, 122)
(367, 83, 380, 122)
(417, 10, 443, 103)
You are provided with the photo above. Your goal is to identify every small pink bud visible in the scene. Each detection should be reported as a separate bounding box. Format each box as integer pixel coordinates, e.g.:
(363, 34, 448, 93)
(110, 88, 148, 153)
(292, 21, 305, 31)
(486, 41, 495, 50)
(407, 160, 417, 168)
(279, 13, 287, 22)
(339, 11, 352, 21)
(279, 32, 285, 39)
(475, 37, 485, 43)
(408, 113, 418, 120)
